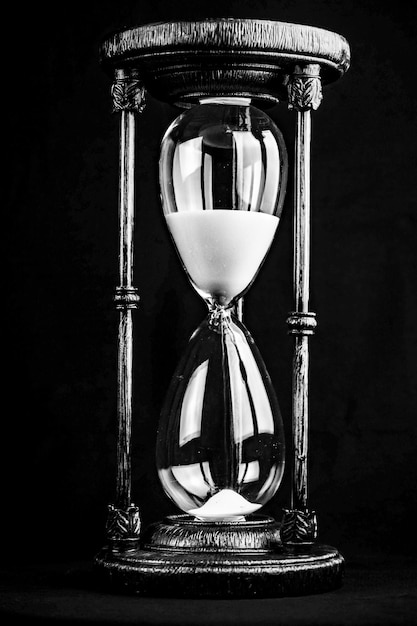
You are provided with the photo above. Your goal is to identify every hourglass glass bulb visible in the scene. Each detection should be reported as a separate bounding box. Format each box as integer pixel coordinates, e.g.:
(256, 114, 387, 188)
(157, 308, 286, 521)
(159, 97, 288, 308)
(157, 98, 288, 521)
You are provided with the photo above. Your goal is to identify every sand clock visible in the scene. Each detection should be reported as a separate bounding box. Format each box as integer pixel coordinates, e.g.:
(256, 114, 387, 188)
(157, 98, 287, 521)
(95, 19, 351, 597)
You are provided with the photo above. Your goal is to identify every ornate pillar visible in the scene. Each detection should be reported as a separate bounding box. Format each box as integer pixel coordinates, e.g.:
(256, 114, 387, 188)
(281, 64, 322, 548)
(105, 69, 145, 551)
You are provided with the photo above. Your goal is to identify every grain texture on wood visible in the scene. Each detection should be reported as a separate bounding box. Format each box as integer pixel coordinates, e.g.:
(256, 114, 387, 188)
(142, 515, 281, 553)
(100, 19, 350, 106)
(102, 19, 350, 75)
(94, 541, 344, 597)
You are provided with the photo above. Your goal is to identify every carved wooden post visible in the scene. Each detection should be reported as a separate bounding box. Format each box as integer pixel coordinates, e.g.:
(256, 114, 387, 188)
(105, 69, 145, 551)
(281, 64, 322, 548)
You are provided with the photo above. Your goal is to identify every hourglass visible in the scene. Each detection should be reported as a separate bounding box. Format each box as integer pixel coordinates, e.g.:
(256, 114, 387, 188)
(95, 19, 350, 597)
(157, 97, 287, 522)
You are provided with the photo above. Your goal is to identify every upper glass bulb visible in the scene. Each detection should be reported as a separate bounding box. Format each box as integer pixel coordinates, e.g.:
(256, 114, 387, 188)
(159, 98, 288, 307)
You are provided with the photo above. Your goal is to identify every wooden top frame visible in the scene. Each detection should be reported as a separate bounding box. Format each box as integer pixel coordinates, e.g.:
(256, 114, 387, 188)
(101, 18, 350, 106)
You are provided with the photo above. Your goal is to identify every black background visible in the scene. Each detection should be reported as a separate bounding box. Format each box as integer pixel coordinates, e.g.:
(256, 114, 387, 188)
(4, 0, 417, 573)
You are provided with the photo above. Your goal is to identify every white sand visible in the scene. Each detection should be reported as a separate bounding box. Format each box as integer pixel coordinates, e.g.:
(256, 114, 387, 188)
(188, 488, 262, 521)
(166, 210, 278, 304)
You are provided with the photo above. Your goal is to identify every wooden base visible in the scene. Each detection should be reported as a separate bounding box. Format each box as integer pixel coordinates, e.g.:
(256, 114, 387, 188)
(94, 516, 344, 598)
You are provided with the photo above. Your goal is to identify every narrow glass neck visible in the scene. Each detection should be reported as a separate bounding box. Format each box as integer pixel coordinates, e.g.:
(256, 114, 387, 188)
(207, 300, 233, 315)
(207, 301, 238, 331)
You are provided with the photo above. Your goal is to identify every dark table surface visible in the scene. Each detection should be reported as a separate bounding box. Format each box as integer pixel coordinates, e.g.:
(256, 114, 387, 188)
(1, 554, 416, 625)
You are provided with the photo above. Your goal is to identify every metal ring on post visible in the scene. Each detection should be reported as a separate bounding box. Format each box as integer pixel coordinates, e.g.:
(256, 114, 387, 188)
(286, 312, 317, 335)
(114, 286, 141, 310)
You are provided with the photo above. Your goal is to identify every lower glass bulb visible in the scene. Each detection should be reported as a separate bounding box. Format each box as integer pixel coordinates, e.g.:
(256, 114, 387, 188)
(156, 308, 285, 521)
